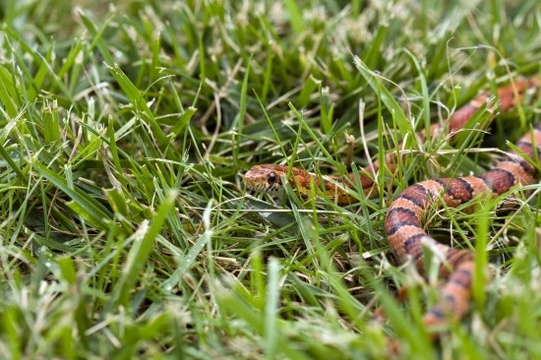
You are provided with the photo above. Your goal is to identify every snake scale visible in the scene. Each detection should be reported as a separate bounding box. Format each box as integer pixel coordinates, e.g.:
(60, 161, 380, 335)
(244, 77, 540, 332)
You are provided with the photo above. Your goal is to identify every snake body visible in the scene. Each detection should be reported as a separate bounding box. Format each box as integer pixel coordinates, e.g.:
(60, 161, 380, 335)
(243, 78, 540, 329)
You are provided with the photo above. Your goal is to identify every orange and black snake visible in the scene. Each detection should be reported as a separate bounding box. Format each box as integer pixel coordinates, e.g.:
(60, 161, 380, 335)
(243, 77, 540, 331)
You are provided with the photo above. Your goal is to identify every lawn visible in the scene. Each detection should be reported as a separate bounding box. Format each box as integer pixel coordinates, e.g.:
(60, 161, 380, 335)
(0, 0, 540, 358)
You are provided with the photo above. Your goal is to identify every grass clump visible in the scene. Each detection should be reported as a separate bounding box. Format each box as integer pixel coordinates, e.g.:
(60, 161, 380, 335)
(0, 0, 540, 358)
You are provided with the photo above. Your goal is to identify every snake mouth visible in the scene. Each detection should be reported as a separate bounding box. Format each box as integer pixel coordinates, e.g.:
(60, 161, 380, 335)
(244, 181, 264, 192)
(244, 181, 285, 198)
(251, 184, 278, 193)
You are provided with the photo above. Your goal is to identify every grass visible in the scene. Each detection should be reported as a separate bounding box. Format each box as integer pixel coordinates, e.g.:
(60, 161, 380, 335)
(0, 0, 540, 358)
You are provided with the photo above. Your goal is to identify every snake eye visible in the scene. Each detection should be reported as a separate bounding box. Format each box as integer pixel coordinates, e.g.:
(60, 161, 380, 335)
(268, 172, 277, 183)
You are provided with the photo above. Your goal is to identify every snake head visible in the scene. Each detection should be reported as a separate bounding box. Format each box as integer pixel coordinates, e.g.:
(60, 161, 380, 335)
(243, 164, 289, 195)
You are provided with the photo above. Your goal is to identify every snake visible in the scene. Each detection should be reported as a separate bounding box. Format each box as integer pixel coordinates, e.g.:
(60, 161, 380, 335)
(243, 77, 540, 331)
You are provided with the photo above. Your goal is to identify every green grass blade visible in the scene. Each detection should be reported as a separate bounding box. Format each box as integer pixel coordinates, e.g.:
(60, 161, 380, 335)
(33, 163, 113, 231)
(116, 190, 178, 306)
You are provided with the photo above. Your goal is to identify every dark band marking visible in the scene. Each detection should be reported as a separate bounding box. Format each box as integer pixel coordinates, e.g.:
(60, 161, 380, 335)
(515, 140, 533, 150)
(514, 138, 541, 167)
(426, 306, 446, 320)
(507, 157, 535, 175)
(385, 208, 420, 234)
(456, 177, 474, 194)
(398, 191, 429, 209)
(448, 269, 473, 289)
(411, 183, 434, 199)
(433, 178, 449, 188)
(387, 222, 417, 236)
(446, 249, 474, 264)
(403, 233, 425, 249)
(429, 178, 475, 204)
(386, 207, 418, 221)
(442, 294, 457, 307)
(446, 178, 475, 203)
(480, 168, 516, 194)
(402, 233, 426, 261)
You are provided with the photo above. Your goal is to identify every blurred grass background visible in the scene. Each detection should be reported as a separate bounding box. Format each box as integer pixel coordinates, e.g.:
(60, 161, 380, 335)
(0, 0, 540, 358)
